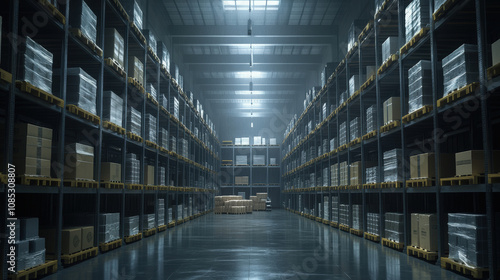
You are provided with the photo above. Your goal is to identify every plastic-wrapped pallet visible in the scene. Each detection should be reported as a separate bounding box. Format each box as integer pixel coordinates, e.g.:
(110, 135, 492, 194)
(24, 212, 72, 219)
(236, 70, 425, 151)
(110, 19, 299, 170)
(408, 60, 433, 113)
(349, 75, 362, 97)
(310, 173, 315, 188)
(122, 0, 143, 30)
(339, 122, 347, 146)
(170, 136, 177, 153)
(331, 196, 339, 223)
(145, 114, 156, 143)
(160, 128, 168, 150)
(339, 91, 348, 105)
(321, 62, 337, 87)
(367, 213, 380, 236)
(330, 138, 337, 152)
(143, 213, 155, 230)
(12, 218, 46, 272)
(159, 166, 165, 186)
(323, 167, 329, 187)
(168, 208, 173, 223)
(385, 212, 404, 243)
(323, 197, 329, 221)
(102, 91, 123, 127)
(366, 166, 378, 184)
(19, 37, 53, 94)
(64, 68, 97, 115)
(125, 153, 140, 184)
(382, 37, 398, 63)
(347, 20, 364, 51)
(448, 213, 489, 268)
(99, 213, 120, 243)
(124, 216, 139, 236)
(352, 205, 363, 230)
(405, 0, 430, 42)
(339, 204, 351, 227)
(322, 139, 328, 155)
(170, 96, 179, 119)
(70, 0, 97, 44)
(176, 205, 183, 221)
(144, 29, 157, 54)
(442, 44, 478, 96)
(331, 164, 338, 186)
(350, 117, 360, 142)
(147, 83, 157, 101)
(159, 94, 167, 108)
(384, 149, 404, 182)
(17, 249, 46, 272)
(236, 155, 247, 165)
(104, 28, 124, 68)
(157, 42, 170, 71)
(253, 155, 265, 165)
(340, 161, 348, 186)
(127, 107, 141, 136)
(366, 105, 377, 133)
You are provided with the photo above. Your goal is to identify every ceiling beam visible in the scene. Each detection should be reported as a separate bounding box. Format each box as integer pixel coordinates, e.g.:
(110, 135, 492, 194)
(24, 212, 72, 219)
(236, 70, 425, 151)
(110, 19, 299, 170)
(189, 64, 319, 72)
(207, 98, 294, 103)
(183, 54, 323, 64)
(172, 36, 334, 46)
(195, 78, 304, 85)
(199, 84, 304, 91)
(169, 25, 337, 37)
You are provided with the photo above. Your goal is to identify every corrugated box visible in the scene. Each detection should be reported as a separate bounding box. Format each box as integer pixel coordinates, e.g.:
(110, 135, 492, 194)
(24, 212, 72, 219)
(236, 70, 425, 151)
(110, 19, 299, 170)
(493, 39, 500, 66)
(14, 123, 53, 140)
(81, 226, 94, 250)
(62, 228, 81, 255)
(235, 176, 249, 185)
(144, 165, 155, 185)
(101, 162, 121, 182)
(128, 56, 144, 85)
(411, 213, 419, 247)
(64, 154, 94, 181)
(419, 214, 438, 251)
(14, 157, 51, 177)
(383, 97, 401, 125)
(455, 150, 500, 176)
(350, 161, 362, 185)
(410, 153, 455, 179)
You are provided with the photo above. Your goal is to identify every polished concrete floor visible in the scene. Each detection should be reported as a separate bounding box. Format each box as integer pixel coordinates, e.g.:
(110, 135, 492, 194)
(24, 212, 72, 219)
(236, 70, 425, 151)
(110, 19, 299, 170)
(44, 210, 467, 280)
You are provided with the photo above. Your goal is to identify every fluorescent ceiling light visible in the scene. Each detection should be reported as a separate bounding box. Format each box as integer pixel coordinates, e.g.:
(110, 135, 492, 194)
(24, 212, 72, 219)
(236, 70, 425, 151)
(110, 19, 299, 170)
(235, 91, 265, 95)
(234, 71, 267, 78)
(223, 0, 280, 11)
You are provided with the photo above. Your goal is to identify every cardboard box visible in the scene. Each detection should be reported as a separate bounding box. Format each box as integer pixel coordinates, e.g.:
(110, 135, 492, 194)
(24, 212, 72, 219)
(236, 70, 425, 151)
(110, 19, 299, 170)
(350, 161, 362, 185)
(101, 162, 121, 182)
(411, 213, 419, 247)
(410, 153, 455, 179)
(14, 136, 52, 160)
(366, 66, 376, 78)
(104, 28, 124, 68)
(14, 123, 53, 140)
(419, 214, 438, 251)
(64, 154, 94, 180)
(128, 56, 144, 85)
(14, 157, 51, 177)
(144, 165, 155, 185)
(493, 39, 500, 66)
(62, 228, 82, 255)
(81, 226, 94, 250)
(455, 150, 500, 176)
(235, 176, 249, 185)
(383, 97, 401, 125)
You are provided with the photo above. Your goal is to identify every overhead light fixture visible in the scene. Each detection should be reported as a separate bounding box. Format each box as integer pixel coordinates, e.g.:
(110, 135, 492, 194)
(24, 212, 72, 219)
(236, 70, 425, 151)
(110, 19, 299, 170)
(250, 45, 253, 67)
(235, 91, 264, 95)
(223, 0, 280, 11)
(251, 122, 253, 128)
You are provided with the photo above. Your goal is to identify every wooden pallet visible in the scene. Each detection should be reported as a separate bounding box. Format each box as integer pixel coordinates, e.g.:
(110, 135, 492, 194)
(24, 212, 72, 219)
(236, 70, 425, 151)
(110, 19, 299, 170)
(126, 131, 143, 143)
(338, 144, 348, 152)
(348, 185, 362, 190)
(16, 176, 60, 187)
(176, 219, 184, 225)
(143, 228, 156, 237)
(63, 180, 98, 188)
(146, 92, 159, 106)
(67, 104, 100, 125)
(487, 62, 500, 80)
(350, 228, 363, 237)
(15, 81, 64, 108)
(158, 225, 167, 232)
(126, 184, 144, 190)
(127, 77, 145, 94)
(437, 82, 479, 108)
(38, 0, 66, 25)
(322, 219, 330, 225)
(102, 121, 125, 135)
(124, 233, 142, 244)
(362, 130, 377, 140)
(360, 74, 375, 92)
(330, 221, 339, 228)
(377, 54, 399, 75)
(400, 28, 429, 56)
(130, 22, 147, 45)
(382, 238, 404, 251)
(110, 0, 130, 21)
(433, 0, 459, 21)
(144, 185, 157, 191)
(145, 140, 159, 150)
(440, 257, 488, 279)
(406, 178, 435, 188)
(380, 181, 403, 188)
(315, 217, 322, 222)
(374, 0, 391, 19)
(349, 137, 361, 147)
(0, 68, 12, 84)
(167, 222, 176, 228)
(489, 173, 500, 184)
(99, 239, 122, 253)
(8, 260, 58, 280)
(364, 232, 380, 242)
(61, 247, 98, 266)
(407, 246, 438, 261)
(440, 175, 484, 186)
(69, 28, 103, 56)
(104, 58, 126, 78)
(100, 181, 124, 189)
(339, 224, 350, 232)
(358, 20, 374, 42)
(147, 46, 160, 64)
(380, 120, 400, 133)
(402, 105, 433, 124)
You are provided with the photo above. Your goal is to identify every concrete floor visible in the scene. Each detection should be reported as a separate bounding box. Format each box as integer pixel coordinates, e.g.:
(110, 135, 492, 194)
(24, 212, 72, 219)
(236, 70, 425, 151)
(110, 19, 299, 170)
(44, 210, 467, 280)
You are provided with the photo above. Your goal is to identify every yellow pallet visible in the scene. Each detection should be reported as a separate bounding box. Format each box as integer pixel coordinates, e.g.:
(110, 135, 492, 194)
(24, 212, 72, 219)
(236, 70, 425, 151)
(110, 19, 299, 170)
(16, 176, 60, 187)
(407, 246, 438, 261)
(100, 181, 124, 189)
(339, 224, 350, 232)
(104, 58, 126, 78)
(143, 228, 156, 237)
(322, 220, 329, 225)
(124, 233, 142, 244)
(0, 68, 12, 84)
(487, 62, 500, 80)
(363, 183, 380, 189)
(362, 130, 377, 140)
(130, 22, 147, 45)
(374, 0, 391, 19)
(144, 185, 157, 191)
(127, 77, 145, 94)
(63, 180, 98, 188)
(364, 232, 381, 242)
(380, 120, 400, 133)
(16, 81, 64, 108)
(147, 46, 160, 63)
(440, 257, 488, 279)
(126, 184, 144, 190)
(437, 82, 479, 108)
(360, 74, 375, 92)
(381, 181, 403, 188)
(167, 222, 176, 228)
(126, 131, 143, 143)
(440, 175, 484, 186)
(145, 140, 159, 150)
(67, 104, 100, 125)
(330, 221, 339, 228)
(382, 238, 404, 251)
(489, 173, 500, 184)
(433, 0, 459, 21)
(103, 121, 126, 135)
(377, 53, 399, 75)
(406, 178, 435, 188)
(350, 228, 363, 237)
(61, 247, 98, 266)
(69, 28, 103, 56)
(8, 260, 58, 280)
(358, 20, 374, 42)
(158, 225, 167, 232)
(402, 105, 433, 124)
(99, 239, 122, 253)
(38, 0, 66, 24)
(315, 217, 322, 222)
(146, 92, 159, 106)
(400, 27, 429, 56)
(349, 137, 361, 147)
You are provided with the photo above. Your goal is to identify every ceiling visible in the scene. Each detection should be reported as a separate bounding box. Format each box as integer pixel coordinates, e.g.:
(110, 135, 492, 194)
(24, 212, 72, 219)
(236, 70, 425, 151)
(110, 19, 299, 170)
(159, 0, 343, 119)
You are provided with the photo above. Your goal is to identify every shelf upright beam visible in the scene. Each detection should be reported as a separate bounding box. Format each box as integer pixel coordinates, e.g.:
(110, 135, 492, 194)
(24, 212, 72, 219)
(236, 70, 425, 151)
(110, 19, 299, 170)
(359, 41, 367, 233)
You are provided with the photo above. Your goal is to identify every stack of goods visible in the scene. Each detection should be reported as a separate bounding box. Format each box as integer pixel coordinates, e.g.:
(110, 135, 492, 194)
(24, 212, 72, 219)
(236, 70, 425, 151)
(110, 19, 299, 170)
(69, 0, 97, 45)
(145, 114, 157, 143)
(183, 206, 188, 219)
(159, 94, 167, 108)
(323, 167, 329, 187)
(170, 136, 177, 153)
(269, 158, 277, 165)
(144, 165, 154, 185)
(125, 153, 140, 184)
(366, 66, 376, 78)
(253, 155, 265, 165)
(144, 30, 157, 55)
(405, 0, 430, 42)
(309, 173, 315, 188)
(367, 213, 380, 236)
(167, 208, 173, 223)
(19, 37, 53, 93)
(411, 213, 438, 251)
(366, 105, 376, 133)
(323, 197, 329, 221)
(188, 197, 193, 217)
(350, 118, 360, 142)
(63, 68, 97, 114)
(127, 107, 141, 136)
(350, 161, 362, 185)
(250, 193, 267, 211)
(347, 20, 364, 51)
(382, 37, 399, 62)
(176, 205, 183, 221)
(158, 166, 165, 186)
(104, 28, 124, 68)
(339, 161, 348, 186)
(339, 204, 351, 227)
(330, 137, 337, 152)
(298, 195, 302, 213)
(124, 216, 139, 236)
(408, 60, 433, 113)
(170, 96, 179, 119)
(102, 91, 123, 127)
(322, 103, 327, 120)
(349, 75, 362, 97)
(220, 199, 253, 214)
(253, 136, 262, 145)
(13, 123, 52, 177)
(385, 212, 404, 243)
(410, 152, 455, 179)
(352, 205, 363, 230)
(123, 0, 143, 30)
(384, 149, 404, 182)
(321, 62, 337, 87)
(442, 44, 479, 96)
(339, 91, 348, 105)
(339, 122, 347, 146)
(143, 213, 155, 230)
(236, 155, 248, 165)
(128, 56, 144, 85)
(157, 42, 170, 71)
(318, 203, 322, 218)
(241, 137, 250, 145)
(147, 83, 157, 102)
(99, 213, 120, 243)
(64, 143, 94, 180)
(331, 163, 338, 186)
(13, 218, 46, 272)
(366, 166, 378, 184)
(101, 162, 121, 182)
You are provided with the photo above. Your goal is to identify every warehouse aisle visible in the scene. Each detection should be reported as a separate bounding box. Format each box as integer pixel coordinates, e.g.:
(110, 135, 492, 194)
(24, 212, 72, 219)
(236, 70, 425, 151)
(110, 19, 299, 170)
(44, 210, 466, 280)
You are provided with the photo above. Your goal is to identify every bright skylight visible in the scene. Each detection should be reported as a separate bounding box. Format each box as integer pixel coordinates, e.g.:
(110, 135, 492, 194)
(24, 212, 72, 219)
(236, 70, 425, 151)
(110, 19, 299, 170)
(234, 71, 267, 79)
(235, 91, 265, 95)
(223, 0, 280, 11)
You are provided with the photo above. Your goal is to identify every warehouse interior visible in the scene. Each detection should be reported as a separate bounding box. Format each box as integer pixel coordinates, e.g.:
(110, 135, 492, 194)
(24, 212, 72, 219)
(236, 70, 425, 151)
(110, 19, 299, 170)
(1, 0, 500, 279)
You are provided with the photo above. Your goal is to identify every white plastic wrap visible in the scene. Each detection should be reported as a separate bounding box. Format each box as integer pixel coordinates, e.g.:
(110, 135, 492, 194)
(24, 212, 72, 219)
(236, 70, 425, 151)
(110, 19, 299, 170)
(339, 204, 351, 227)
(143, 213, 155, 230)
(384, 148, 403, 182)
(366, 105, 377, 133)
(20, 37, 53, 94)
(103, 91, 123, 127)
(73, 0, 97, 44)
(125, 153, 140, 184)
(323, 167, 328, 187)
(448, 213, 489, 268)
(350, 117, 360, 142)
(124, 215, 139, 236)
(339, 122, 347, 146)
(123, 0, 143, 30)
(349, 75, 362, 96)
(147, 30, 157, 53)
(442, 44, 478, 96)
(158, 42, 170, 70)
(159, 94, 167, 108)
(159, 166, 165, 186)
(147, 83, 157, 101)
(382, 37, 399, 62)
(384, 212, 404, 242)
(170, 136, 177, 153)
(170, 96, 179, 119)
(145, 114, 157, 143)
(339, 91, 348, 104)
(408, 60, 433, 113)
(347, 21, 363, 51)
(330, 164, 338, 186)
(104, 28, 124, 68)
(160, 128, 168, 150)
(168, 208, 173, 223)
(127, 107, 141, 136)
(405, 0, 430, 42)
(352, 205, 363, 230)
(64, 68, 97, 115)
(330, 137, 337, 151)
(367, 213, 380, 236)
(331, 196, 339, 223)
(366, 166, 378, 184)
(99, 213, 120, 243)
(434, 0, 446, 12)
(17, 249, 45, 272)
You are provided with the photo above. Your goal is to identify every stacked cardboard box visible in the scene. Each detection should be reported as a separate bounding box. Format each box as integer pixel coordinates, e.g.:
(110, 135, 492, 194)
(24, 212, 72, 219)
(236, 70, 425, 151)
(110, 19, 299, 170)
(128, 56, 144, 85)
(410, 152, 455, 179)
(349, 75, 362, 97)
(408, 60, 433, 113)
(340, 161, 348, 186)
(19, 37, 53, 94)
(448, 213, 489, 267)
(442, 44, 478, 96)
(383, 97, 401, 125)
(176, 205, 183, 221)
(350, 161, 362, 185)
(103, 91, 123, 127)
(101, 162, 121, 182)
(366, 105, 376, 133)
(411, 213, 438, 251)
(331, 164, 338, 186)
(144, 165, 154, 185)
(127, 107, 141, 136)
(125, 153, 140, 184)
(157, 42, 170, 71)
(339, 122, 347, 146)
(235, 176, 249, 185)
(124, 216, 139, 236)
(13, 218, 46, 272)
(64, 143, 94, 180)
(385, 212, 404, 243)
(99, 213, 120, 243)
(455, 150, 500, 176)
(143, 213, 155, 230)
(70, 0, 97, 44)
(253, 136, 262, 145)
(145, 114, 157, 143)
(367, 213, 380, 236)
(104, 28, 124, 68)
(352, 205, 363, 230)
(241, 137, 250, 146)
(122, 0, 143, 30)
(339, 204, 351, 227)
(170, 136, 177, 153)
(382, 37, 399, 62)
(384, 148, 403, 182)
(253, 155, 265, 165)
(405, 0, 430, 42)
(158, 166, 165, 186)
(365, 166, 378, 184)
(13, 123, 52, 177)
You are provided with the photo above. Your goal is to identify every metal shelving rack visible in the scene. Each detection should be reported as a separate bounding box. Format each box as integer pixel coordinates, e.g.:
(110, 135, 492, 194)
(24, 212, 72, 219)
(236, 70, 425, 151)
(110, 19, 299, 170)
(281, 0, 500, 278)
(0, 0, 220, 278)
